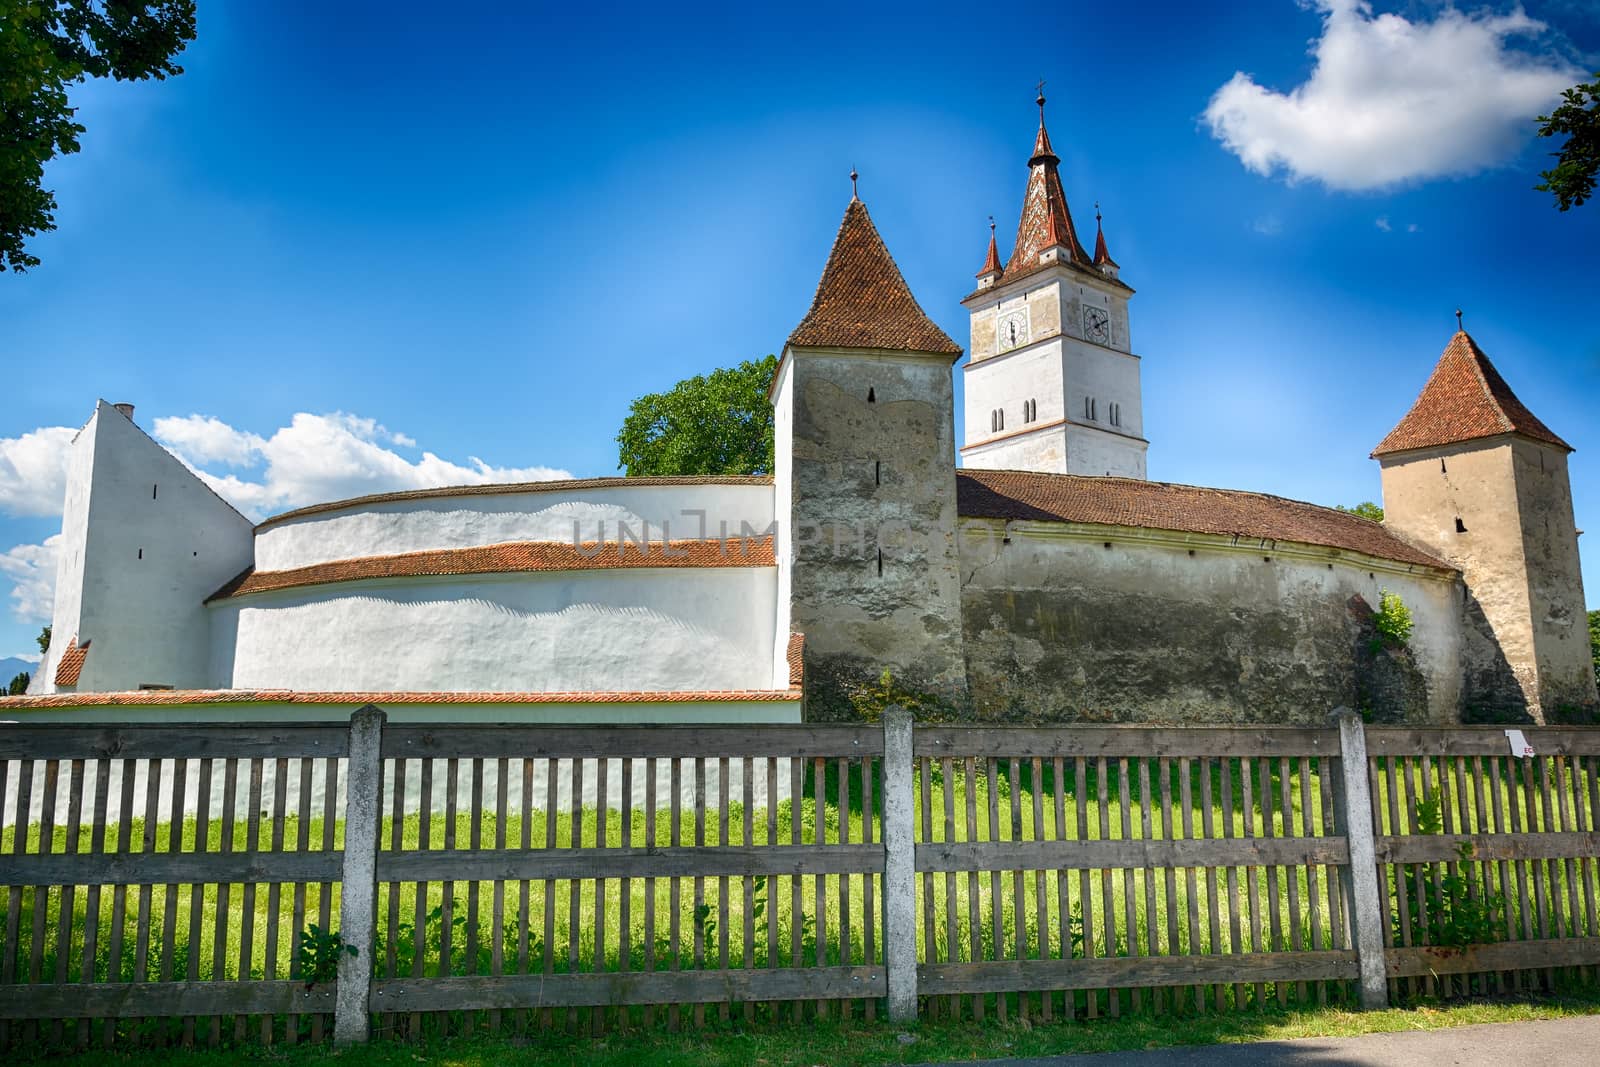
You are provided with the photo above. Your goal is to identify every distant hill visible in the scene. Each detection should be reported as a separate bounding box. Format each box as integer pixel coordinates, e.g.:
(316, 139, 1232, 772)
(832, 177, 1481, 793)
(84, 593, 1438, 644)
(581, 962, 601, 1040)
(1, 657, 37, 690)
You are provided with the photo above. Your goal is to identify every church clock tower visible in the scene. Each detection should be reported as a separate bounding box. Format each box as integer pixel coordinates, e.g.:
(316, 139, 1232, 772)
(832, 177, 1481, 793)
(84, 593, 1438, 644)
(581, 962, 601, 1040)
(961, 91, 1147, 479)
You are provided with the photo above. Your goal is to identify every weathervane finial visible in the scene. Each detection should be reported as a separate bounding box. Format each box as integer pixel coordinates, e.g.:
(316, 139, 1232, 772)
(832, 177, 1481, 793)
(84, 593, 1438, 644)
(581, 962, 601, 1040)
(850, 165, 859, 201)
(1455, 308, 1463, 331)
(988, 214, 995, 236)
(1036, 77, 1047, 116)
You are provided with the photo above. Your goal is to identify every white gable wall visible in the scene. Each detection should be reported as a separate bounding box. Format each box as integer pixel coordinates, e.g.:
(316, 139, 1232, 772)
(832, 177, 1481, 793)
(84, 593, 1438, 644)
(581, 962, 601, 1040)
(40, 402, 255, 692)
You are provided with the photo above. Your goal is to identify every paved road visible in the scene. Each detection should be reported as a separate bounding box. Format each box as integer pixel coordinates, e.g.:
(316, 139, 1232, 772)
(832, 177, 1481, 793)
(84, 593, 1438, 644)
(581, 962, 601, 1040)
(915, 1016, 1600, 1066)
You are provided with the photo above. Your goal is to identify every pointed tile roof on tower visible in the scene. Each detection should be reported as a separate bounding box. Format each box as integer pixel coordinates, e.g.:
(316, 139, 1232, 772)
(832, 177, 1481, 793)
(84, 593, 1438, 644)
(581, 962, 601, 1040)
(787, 196, 962, 355)
(1371, 329, 1571, 457)
(1005, 90, 1093, 274)
(976, 219, 1003, 278)
(1093, 206, 1118, 269)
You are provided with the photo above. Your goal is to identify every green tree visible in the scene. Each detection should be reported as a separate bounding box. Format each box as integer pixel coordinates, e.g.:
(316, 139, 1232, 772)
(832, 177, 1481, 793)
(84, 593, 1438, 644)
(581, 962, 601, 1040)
(616, 355, 778, 477)
(2, 1, 197, 272)
(37, 624, 51, 656)
(1589, 609, 1599, 688)
(1536, 73, 1600, 211)
(7, 671, 28, 695)
(1336, 501, 1384, 522)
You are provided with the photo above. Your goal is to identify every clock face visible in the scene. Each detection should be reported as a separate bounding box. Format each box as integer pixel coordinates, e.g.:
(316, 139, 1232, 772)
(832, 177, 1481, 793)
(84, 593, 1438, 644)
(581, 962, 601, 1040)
(1083, 306, 1110, 345)
(997, 310, 1029, 352)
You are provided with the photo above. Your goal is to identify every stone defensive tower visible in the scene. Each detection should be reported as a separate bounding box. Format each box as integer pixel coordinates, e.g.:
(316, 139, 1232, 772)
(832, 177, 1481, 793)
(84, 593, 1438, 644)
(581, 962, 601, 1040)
(772, 189, 968, 715)
(960, 91, 1146, 478)
(1374, 328, 1597, 723)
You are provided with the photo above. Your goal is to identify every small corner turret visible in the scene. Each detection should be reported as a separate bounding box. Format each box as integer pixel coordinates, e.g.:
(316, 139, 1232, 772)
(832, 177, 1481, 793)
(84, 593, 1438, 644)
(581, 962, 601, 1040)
(1375, 323, 1596, 723)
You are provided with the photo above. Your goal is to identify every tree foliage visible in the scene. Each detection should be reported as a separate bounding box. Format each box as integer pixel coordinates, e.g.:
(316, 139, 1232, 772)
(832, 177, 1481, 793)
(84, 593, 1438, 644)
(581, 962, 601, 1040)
(616, 355, 778, 477)
(1336, 501, 1384, 523)
(1590, 609, 1599, 688)
(6, 672, 28, 695)
(38, 624, 51, 656)
(2, 1, 196, 272)
(1536, 73, 1600, 212)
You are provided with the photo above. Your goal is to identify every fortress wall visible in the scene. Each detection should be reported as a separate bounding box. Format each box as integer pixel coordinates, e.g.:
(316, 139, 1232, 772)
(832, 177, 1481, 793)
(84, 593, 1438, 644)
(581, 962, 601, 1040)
(958, 519, 1462, 724)
(209, 566, 781, 693)
(255, 482, 775, 571)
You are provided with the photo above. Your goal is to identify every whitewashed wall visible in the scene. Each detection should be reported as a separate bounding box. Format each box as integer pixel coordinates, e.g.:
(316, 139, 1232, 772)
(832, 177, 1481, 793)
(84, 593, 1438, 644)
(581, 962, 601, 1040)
(255, 482, 774, 571)
(209, 567, 781, 692)
(38, 402, 255, 693)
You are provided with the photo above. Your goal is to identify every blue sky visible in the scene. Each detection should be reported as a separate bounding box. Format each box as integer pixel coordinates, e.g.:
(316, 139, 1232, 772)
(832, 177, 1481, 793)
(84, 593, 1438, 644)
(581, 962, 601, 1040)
(3, 1, 1599, 663)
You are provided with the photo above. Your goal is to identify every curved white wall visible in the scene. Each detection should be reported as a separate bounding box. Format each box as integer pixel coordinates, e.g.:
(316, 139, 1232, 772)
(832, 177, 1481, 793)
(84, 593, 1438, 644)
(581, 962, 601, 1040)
(209, 566, 779, 693)
(255, 483, 775, 571)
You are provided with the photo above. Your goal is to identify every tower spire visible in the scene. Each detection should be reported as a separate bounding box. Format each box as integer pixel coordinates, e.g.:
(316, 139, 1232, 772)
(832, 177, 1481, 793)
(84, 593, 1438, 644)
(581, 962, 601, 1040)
(1093, 202, 1119, 275)
(976, 215, 1003, 287)
(1007, 86, 1090, 273)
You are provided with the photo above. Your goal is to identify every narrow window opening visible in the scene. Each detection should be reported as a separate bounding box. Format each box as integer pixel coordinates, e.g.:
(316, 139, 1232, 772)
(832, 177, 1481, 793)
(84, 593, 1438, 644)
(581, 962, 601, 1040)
(152, 484, 158, 500)
(1103, 541, 1112, 549)
(877, 549, 883, 577)
(137, 548, 142, 560)
(193, 550, 198, 557)
(875, 460, 881, 486)
(867, 387, 876, 404)
(1455, 517, 1467, 533)
(1188, 549, 1196, 558)
(1440, 458, 1447, 474)
(1263, 556, 1272, 563)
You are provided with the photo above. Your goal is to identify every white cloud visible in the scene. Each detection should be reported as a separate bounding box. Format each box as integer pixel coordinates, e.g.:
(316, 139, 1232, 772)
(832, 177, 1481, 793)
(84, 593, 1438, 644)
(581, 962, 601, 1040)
(1252, 214, 1284, 235)
(1204, 1, 1579, 190)
(0, 426, 76, 517)
(1407, 222, 1420, 233)
(0, 534, 61, 623)
(1375, 215, 1392, 231)
(153, 411, 572, 521)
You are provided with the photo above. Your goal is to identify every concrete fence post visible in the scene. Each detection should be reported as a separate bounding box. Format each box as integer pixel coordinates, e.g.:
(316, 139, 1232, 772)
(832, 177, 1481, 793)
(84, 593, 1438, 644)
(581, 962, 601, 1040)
(333, 704, 387, 1044)
(880, 705, 918, 1022)
(1332, 709, 1390, 1010)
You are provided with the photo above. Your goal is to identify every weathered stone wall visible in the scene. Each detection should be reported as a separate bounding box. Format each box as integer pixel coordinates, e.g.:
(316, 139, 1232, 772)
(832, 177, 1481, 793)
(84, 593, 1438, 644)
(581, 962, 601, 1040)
(1380, 436, 1597, 722)
(782, 348, 967, 717)
(957, 519, 1462, 725)
(1510, 439, 1598, 717)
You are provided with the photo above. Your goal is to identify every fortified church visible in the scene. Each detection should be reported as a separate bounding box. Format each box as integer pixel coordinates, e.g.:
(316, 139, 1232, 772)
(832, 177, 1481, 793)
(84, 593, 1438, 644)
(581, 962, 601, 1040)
(9, 96, 1597, 726)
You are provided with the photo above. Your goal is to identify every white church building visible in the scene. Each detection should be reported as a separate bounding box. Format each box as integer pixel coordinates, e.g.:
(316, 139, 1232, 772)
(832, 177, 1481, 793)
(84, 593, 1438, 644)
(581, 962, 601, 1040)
(8, 95, 1595, 726)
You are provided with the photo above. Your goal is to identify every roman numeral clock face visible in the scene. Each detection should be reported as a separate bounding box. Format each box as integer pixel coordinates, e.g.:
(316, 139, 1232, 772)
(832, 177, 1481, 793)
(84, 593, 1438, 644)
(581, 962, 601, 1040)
(1083, 306, 1110, 345)
(997, 310, 1029, 352)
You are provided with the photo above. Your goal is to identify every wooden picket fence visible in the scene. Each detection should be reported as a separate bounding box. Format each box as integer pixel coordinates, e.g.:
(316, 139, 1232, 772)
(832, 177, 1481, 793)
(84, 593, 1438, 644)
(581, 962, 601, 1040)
(2, 709, 1599, 1051)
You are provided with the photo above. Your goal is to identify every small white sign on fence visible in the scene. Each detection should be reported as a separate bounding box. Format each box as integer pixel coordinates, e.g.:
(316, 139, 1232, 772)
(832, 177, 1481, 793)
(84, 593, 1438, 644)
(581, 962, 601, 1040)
(1504, 728, 1536, 758)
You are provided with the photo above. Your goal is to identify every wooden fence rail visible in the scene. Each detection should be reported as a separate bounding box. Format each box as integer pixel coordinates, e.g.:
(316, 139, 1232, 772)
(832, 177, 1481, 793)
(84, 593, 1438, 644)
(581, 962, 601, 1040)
(2, 709, 1599, 1050)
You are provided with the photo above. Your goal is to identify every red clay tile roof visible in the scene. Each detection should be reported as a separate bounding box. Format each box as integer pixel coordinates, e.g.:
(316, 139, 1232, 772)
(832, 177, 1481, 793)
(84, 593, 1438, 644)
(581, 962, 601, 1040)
(956, 469, 1450, 570)
(786, 199, 961, 356)
(1006, 107, 1093, 275)
(53, 638, 89, 686)
(208, 537, 776, 602)
(0, 687, 803, 710)
(976, 227, 1002, 279)
(1372, 331, 1571, 457)
(786, 632, 805, 688)
(258, 475, 773, 530)
(1093, 214, 1118, 269)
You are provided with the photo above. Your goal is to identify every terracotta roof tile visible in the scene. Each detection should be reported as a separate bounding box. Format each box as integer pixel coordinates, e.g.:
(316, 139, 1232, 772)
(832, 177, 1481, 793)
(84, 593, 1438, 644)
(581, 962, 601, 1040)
(1006, 106, 1093, 274)
(976, 226, 1002, 279)
(786, 199, 961, 355)
(956, 469, 1450, 571)
(53, 638, 89, 687)
(1372, 331, 1571, 457)
(258, 475, 772, 530)
(209, 537, 776, 602)
(1093, 213, 1118, 269)
(1, 687, 803, 710)
(786, 632, 805, 688)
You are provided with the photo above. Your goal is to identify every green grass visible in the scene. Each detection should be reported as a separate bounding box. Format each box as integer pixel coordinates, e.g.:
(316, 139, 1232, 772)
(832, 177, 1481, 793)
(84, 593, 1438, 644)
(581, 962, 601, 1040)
(9, 987, 1600, 1066)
